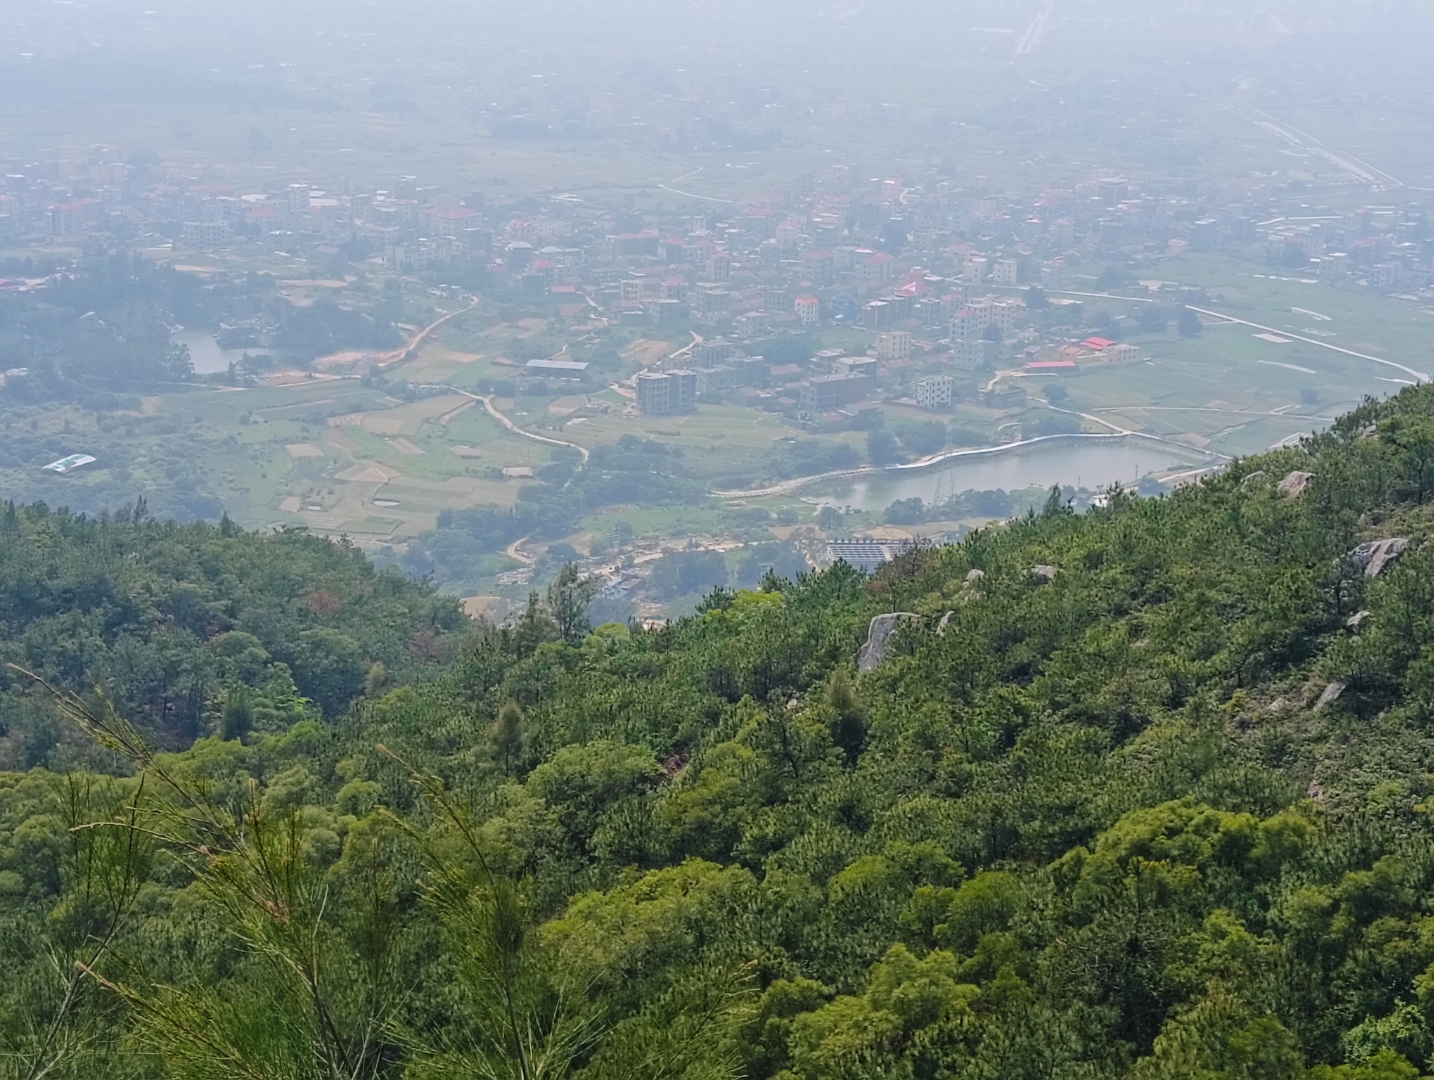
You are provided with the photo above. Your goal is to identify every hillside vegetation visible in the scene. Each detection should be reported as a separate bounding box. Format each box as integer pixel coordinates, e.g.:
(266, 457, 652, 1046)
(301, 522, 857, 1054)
(0, 504, 465, 770)
(8, 387, 1434, 1079)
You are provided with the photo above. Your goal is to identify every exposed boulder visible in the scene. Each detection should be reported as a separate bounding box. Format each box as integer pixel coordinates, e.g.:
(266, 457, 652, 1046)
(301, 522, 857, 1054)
(1349, 538, 1411, 578)
(1278, 471, 1315, 498)
(1030, 565, 1059, 581)
(856, 612, 921, 673)
(1315, 681, 1346, 709)
(937, 611, 956, 636)
(1347, 610, 1374, 631)
(1241, 471, 1268, 486)
(964, 569, 986, 585)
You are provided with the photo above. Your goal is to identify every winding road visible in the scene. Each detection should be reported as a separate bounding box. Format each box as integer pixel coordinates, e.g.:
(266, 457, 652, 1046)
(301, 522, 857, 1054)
(1186, 307, 1429, 383)
(1009, 287, 1429, 383)
(432, 388, 591, 462)
(375, 300, 481, 368)
(505, 537, 536, 566)
(656, 165, 737, 204)
(439, 390, 590, 569)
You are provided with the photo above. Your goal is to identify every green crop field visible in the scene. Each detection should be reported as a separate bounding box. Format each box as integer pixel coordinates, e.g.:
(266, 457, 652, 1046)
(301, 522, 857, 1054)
(20, 234, 1434, 601)
(49, 250, 1427, 567)
(1038, 252, 1433, 459)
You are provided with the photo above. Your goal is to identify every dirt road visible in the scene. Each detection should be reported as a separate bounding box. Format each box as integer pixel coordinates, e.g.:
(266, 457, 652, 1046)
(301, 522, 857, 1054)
(375, 300, 481, 368)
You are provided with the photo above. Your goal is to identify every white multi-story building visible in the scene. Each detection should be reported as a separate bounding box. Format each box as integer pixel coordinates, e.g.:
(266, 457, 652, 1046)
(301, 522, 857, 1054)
(182, 220, 231, 247)
(795, 295, 820, 326)
(989, 299, 1022, 334)
(823, 163, 853, 190)
(1369, 262, 1402, 289)
(855, 251, 895, 284)
(635, 369, 698, 415)
(916, 374, 954, 410)
(952, 339, 986, 370)
(991, 258, 1019, 286)
(875, 330, 912, 361)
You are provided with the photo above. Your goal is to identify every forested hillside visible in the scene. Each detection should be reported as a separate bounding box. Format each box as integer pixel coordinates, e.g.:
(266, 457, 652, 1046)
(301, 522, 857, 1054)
(0, 503, 465, 770)
(8, 387, 1434, 1079)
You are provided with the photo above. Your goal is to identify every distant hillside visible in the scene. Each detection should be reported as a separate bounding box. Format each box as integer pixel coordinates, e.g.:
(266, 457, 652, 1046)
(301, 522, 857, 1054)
(0, 503, 466, 770)
(6, 386, 1434, 1078)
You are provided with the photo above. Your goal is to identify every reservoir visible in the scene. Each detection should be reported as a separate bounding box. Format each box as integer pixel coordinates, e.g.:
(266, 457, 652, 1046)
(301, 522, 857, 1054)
(838, 436, 1204, 510)
(172, 328, 303, 375)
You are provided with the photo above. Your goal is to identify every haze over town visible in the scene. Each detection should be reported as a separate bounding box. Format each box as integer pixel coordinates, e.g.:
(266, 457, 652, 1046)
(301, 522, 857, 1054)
(16, 8, 1434, 1080)
(3, 0, 1434, 617)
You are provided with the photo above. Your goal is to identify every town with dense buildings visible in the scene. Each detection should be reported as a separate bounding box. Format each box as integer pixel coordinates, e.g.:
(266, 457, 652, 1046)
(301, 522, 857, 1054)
(3, 106, 1434, 614)
(5, 150, 1430, 436)
(15, 9, 1434, 1073)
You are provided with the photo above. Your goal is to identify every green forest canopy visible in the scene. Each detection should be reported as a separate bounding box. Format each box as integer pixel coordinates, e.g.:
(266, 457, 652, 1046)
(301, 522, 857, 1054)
(0, 503, 465, 770)
(8, 385, 1434, 1078)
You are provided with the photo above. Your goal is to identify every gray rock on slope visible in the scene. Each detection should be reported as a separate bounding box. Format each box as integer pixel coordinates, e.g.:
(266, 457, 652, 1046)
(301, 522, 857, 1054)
(1315, 681, 1346, 709)
(1349, 538, 1411, 578)
(960, 569, 986, 601)
(1278, 471, 1315, 498)
(857, 612, 920, 672)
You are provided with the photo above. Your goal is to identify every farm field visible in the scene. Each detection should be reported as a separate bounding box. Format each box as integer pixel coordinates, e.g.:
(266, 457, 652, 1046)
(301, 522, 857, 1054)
(4, 372, 548, 546)
(1035, 252, 1433, 459)
(19, 244, 1434, 602)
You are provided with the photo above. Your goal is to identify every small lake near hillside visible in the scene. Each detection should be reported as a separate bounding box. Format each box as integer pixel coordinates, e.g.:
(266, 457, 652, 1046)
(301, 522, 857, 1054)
(171, 328, 304, 375)
(838, 436, 1203, 510)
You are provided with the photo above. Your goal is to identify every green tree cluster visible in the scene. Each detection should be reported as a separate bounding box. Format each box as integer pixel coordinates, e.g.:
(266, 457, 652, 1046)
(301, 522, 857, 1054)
(9, 387, 1434, 1076)
(0, 505, 464, 768)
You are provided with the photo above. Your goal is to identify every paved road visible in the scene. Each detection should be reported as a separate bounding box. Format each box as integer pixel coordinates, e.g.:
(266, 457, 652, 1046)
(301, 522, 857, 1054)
(375, 300, 481, 368)
(440, 390, 592, 462)
(1012, 286, 1429, 382)
(1014, 0, 1056, 55)
(439, 390, 591, 569)
(1186, 306, 1429, 383)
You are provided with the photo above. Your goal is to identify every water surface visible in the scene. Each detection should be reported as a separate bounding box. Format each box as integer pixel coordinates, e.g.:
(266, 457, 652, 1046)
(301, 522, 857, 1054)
(172, 328, 303, 374)
(840, 436, 1200, 510)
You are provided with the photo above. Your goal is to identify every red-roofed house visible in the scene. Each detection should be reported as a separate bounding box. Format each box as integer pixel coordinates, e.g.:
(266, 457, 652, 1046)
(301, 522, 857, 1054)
(855, 251, 894, 284)
(422, 205, 481, 237)
(803, 249, 834, 284)
(1082, 336, 1115, 350)
(50, 199, 97, 239)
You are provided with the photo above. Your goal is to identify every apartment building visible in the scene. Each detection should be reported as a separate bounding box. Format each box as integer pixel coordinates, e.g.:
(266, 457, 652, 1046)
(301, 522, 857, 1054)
(916, 374, 954, 410)
(635, 369, 697, 415)
(875, 331, 912, 362)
